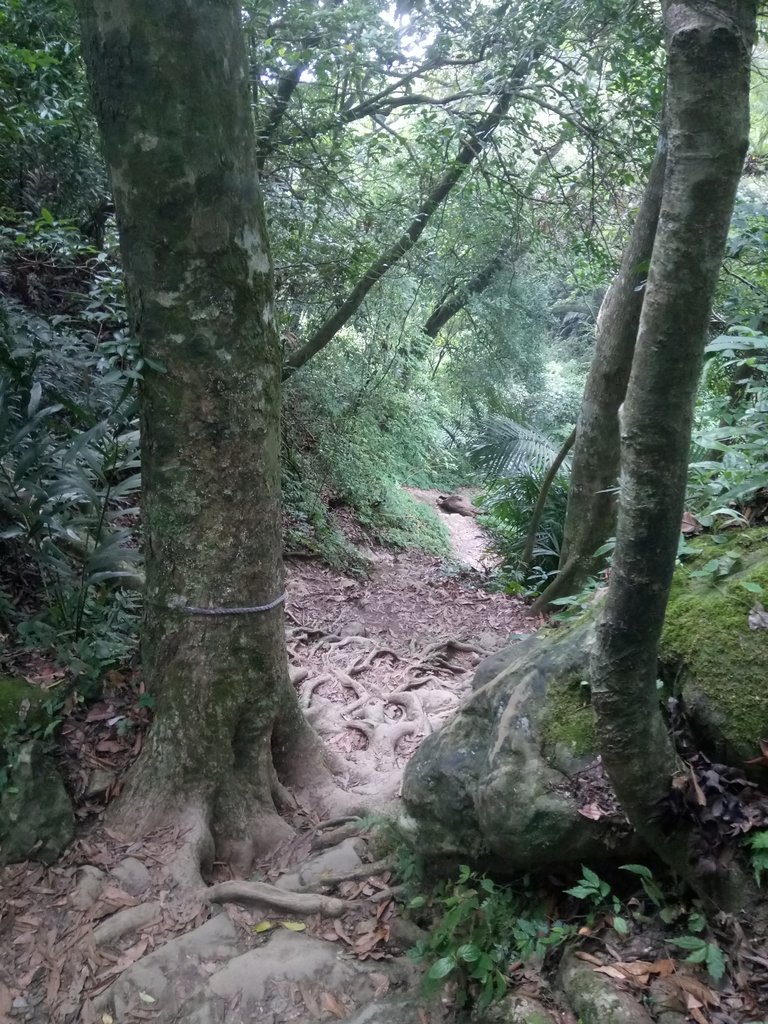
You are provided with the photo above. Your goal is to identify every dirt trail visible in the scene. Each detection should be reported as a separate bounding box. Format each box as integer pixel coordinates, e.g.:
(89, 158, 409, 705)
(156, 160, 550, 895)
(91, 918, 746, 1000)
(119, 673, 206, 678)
(285, 488, 535, 802)
(405, 487, 498, 571)
(0, 491, 538, 1023)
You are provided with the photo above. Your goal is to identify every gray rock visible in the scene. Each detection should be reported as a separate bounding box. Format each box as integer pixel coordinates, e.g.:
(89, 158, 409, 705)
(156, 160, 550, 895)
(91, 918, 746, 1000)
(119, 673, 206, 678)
(85, 767, 116, 798)
(111, 856, 151, 895)
(70, 865, 106, 911)
(298, 837, 366, 887)
(0, 740, 74, 865)
(99, 914, 242, 1018)
(346, 996, 431, 1024)
(101, 915, 413, 1024)
(473, 994, 559, 1024)
(402, 535, 768, 873)
(558, 950, 653, 1024)
(401, 625, 635, 871)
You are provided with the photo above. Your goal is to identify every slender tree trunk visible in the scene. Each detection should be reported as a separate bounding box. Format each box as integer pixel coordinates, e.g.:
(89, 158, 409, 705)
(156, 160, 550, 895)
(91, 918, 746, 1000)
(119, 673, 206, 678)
(521, 426, 575, 573)
(77, 0, 335, 877)
(531, 132, 667, 614)
(591, 0, 755, 891)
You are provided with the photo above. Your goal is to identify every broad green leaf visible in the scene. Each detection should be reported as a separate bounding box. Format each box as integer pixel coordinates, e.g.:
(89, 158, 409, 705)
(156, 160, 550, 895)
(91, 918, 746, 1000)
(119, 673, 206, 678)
(620, 864, 653, 880)
(457, 943, 481, 962)
(427, 956, 456, 980)
(705, 944, 726, 981)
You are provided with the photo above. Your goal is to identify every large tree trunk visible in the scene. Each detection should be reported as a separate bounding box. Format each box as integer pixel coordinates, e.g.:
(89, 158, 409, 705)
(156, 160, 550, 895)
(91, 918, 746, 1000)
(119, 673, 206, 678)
(77, 0, 336, 878)
(591, 0, 755, 893)
(531, 133, 667, 613)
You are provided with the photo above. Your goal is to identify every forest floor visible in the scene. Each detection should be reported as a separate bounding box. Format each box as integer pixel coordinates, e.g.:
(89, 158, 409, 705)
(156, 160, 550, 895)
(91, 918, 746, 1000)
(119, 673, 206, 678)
(285, 487, 539, 806)
(3, 493, 766, 1023)
(0, 489, 540, 1024)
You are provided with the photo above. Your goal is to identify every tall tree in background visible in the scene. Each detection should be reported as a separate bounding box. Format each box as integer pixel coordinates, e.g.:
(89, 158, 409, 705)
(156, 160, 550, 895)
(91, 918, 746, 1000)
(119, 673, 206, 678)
(531, 134, 667, 612)
(591, 0, 757, 896)
(76, 0, 342, 880)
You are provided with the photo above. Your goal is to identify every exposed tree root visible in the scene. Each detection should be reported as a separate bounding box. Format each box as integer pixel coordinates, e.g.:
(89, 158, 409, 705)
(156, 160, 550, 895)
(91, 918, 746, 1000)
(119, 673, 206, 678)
(310, 820, 367, 851)
(296, 857, 394, 892)
(370, 884, 406, 903)
(345, 703, 419, 756)
(348, 646, 400, 676)
(205, 880, 353, 917)
(90, 902, 162, 947)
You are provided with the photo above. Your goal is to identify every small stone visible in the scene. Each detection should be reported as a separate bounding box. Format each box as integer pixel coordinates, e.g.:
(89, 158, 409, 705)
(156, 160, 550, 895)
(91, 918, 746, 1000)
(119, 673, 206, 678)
(111, 857, 151, 896)
(12, 996, 28, 1009)
(71, 865, 106, 910)
(298, 837, 365, 887)
(340, 620, 367, 638)
(86, 768, 116, 799)
(274, 870, 301, 891)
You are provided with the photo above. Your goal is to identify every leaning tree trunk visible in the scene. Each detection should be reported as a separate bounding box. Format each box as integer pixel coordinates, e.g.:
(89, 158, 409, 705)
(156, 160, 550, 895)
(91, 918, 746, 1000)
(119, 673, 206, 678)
(531, 133, 667, 613)
(77, 0, 336, 877)
(591, 0, 755, 891)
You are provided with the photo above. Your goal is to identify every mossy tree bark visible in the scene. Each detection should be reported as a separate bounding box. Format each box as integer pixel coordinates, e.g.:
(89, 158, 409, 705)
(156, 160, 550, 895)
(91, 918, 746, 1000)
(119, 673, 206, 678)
(531, 133, 667, 614)
(591, 0, 755, 889)
(76, 0, 336, 876)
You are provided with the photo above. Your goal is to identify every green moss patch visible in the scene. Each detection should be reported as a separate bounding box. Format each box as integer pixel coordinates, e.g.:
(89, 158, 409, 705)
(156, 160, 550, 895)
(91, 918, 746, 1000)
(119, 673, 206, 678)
(661, 528, 768, 762)
(0, 677, 48, 737)
(539, 676, 596, 760)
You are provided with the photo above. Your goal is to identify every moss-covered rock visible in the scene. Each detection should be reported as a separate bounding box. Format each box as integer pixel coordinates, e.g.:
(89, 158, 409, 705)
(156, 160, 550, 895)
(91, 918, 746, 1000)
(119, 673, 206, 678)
(401, 626, 637, 870)
(0, 678, 73, 864)
(558, 950, 653, 1024)
(661, 528, 768, 765)
(0, 675, 49, 735)
(472, 994, 559, 1024)
(0, 740, 74, 864)
(401, 528, 768, 871)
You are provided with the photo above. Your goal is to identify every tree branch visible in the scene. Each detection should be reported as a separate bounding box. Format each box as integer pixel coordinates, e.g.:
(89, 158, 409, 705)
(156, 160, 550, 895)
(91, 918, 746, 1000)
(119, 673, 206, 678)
(420, 135, 568, 339)
(282, 87, 520, 378)
(521, 426, 576, 572)
(423, 249, 511, 338)
(257, 63, 305, 172)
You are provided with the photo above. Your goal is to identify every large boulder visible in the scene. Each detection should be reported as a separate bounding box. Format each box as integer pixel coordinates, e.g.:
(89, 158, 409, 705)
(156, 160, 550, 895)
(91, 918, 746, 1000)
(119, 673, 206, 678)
(401, 531, 768, 870)
(660, 527, 768, 767)
(0, 677, 74, 864)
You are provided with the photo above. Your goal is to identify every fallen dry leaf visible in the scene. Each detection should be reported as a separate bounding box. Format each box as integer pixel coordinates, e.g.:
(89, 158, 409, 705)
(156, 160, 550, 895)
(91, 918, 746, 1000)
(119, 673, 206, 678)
(681, 511, 703, 536)
(686, 992, 709, 1024)
(671, 974, 720, 1007)
(745, 738, 768, 768)
(573, 951, 603, 966)
(578, 802, 607, 820)
(320, 991, 346, 1019)
(594, 965, 633, 982)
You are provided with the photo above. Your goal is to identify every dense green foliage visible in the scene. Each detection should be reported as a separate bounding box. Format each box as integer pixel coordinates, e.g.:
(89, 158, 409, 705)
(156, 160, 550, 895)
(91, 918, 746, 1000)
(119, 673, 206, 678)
(0, 0, 766, 683)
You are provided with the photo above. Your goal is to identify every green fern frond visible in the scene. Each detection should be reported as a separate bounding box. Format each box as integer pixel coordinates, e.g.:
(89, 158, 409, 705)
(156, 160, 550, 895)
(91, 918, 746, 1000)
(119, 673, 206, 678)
(469, 416, 565, 477)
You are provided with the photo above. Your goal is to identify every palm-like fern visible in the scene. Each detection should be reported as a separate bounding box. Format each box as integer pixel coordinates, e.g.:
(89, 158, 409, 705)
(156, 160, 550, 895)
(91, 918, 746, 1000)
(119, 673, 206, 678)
(469, 415, 567, 478)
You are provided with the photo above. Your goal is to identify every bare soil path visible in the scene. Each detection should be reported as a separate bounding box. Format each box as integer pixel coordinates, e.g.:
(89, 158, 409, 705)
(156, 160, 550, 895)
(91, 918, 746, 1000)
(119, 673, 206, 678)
(285, 488, 536, 803)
